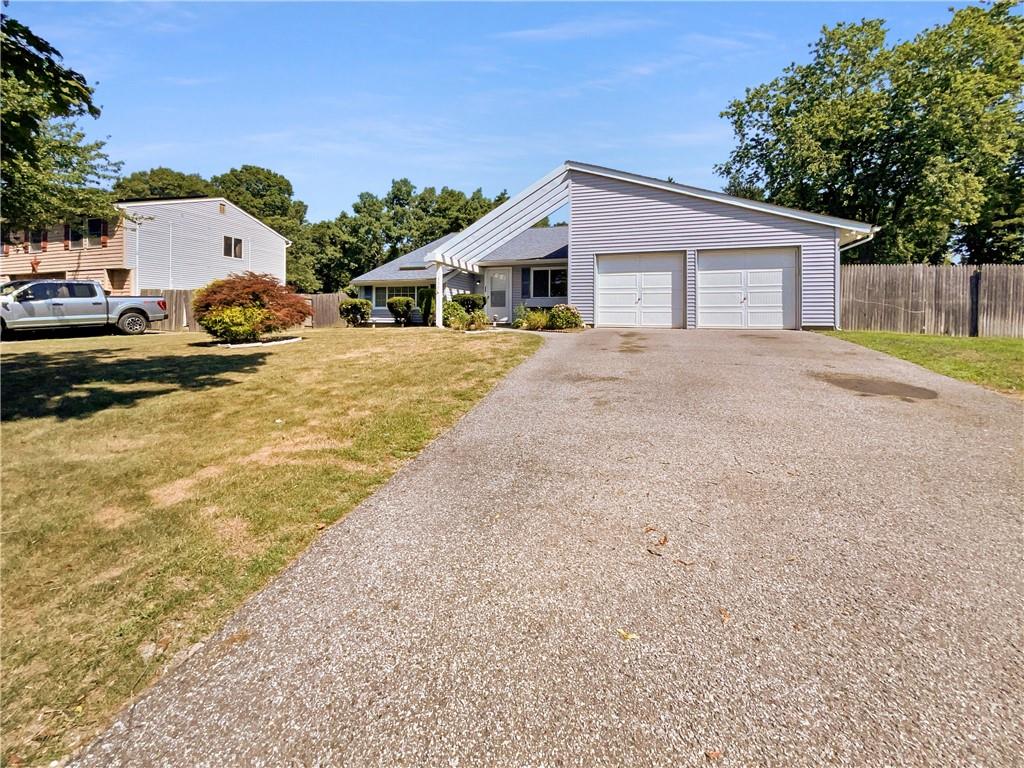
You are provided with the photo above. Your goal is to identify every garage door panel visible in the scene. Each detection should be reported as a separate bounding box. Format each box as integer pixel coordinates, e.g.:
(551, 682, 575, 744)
(747, 269, 784, 286)
(599, 309, 640, 326)
(598, 273, 637, 289)
(746, 290, 783, 307)
(641, 272, 672, 289)
(642, 294, 672, 309)
(698, 271, 742, 288)
(640, 310, 674, 326)
(698, 309, 744, 328)
(600, 291, 638, 307)
(700, 290, 744, 307)
(747, 310, 785, 327)
(597, 253, 683, 328)
(697, 249, 797, 329)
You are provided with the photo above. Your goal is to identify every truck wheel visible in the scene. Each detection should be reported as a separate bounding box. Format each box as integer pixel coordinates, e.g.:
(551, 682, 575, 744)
(117, 311, 148, 335)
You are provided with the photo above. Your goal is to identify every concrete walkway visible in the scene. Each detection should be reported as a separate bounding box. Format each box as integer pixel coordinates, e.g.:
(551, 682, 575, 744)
(74, 330, 1022, 767)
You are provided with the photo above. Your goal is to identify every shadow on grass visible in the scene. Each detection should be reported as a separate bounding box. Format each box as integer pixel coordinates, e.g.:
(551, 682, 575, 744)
(1, 346, 269, 421)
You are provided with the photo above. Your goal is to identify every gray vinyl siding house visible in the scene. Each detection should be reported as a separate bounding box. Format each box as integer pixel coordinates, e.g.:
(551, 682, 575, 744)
(119, 198, 288, 290)
(351, 161, 875, 330)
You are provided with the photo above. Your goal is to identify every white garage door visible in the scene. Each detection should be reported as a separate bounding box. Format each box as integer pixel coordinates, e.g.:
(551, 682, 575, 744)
(596, 253, 683, 327)
(697, 248, 798, 329)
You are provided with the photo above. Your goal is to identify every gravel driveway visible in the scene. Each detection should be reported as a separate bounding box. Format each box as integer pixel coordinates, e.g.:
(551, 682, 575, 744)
(73, 330, 1023, 767)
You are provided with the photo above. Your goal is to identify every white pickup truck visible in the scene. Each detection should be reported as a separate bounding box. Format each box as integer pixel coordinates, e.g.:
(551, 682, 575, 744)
(0, 279, 169, 336)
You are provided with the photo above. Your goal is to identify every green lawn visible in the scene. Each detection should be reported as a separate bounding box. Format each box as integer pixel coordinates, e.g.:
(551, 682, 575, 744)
(824, 331, 1024, 395)
(0, 327, 540, 765)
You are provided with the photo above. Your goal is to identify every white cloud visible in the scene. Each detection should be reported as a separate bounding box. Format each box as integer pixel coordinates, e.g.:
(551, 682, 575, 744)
(496, 17, 657, 43)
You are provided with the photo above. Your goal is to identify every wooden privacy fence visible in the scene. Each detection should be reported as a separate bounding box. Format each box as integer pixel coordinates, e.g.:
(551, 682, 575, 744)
(141, 289, 348, 332)
(840, 264, 1024, 338)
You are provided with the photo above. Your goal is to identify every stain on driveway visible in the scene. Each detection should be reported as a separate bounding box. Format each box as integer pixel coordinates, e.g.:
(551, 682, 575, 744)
(73, 330, 1023, 767)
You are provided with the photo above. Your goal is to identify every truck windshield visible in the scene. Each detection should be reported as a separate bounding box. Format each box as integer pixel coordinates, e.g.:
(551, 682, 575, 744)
(0, 281, 32, 296)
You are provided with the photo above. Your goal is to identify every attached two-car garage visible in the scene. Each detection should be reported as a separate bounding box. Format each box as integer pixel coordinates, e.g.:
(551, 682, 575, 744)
(595, 247, 799, 329)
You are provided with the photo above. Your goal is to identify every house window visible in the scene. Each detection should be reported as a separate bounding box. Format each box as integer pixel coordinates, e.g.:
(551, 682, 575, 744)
(218, 203, 226, 214)
(86, 218, 104, 247)
(68, 222, 83, 249)
(531, 267, 568, 299)
(373, 285, 418, 308)
(29, 229, 45, 253)
(224, 236, 243, 259)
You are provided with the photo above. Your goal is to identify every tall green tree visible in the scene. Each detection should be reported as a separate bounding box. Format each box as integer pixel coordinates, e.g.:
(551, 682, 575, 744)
(113, 167, 214, 200)
(716, 1, 1024, 263)
(310, 180, 508, 293)
(1, 14, 119, 227)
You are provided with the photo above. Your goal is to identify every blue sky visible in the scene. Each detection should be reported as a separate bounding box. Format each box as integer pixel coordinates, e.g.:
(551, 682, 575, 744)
(17, 1, 962, 221)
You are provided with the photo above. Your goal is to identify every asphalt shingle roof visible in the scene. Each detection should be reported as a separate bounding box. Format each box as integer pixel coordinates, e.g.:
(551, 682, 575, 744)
(351, 227, 568, 284)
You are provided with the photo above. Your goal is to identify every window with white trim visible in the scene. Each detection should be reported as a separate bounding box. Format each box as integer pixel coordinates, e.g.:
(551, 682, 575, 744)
(373, 285, 418, 308)
(528, 267, 567, 299)
(223, 236, 243, 259)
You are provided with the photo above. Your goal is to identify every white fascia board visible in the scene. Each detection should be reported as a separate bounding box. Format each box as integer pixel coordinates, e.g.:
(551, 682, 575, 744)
(424, 163, 569, 270)
(564, 161, 875, 234)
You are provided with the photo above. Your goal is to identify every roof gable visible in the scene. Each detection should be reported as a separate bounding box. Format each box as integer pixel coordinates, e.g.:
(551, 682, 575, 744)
(116, 197, 291, 245)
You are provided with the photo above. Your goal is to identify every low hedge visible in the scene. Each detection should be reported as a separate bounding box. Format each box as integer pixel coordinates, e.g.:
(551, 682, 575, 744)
(547, 304, 584, 329)
(386, 296, 415, 326)
(339, 298, 372, 326)
(442, 300, 470, 330)
(452, 293, 486, 313)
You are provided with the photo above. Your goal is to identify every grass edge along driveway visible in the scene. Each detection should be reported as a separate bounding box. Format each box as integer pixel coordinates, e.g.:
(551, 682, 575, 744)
(0, 327, 541, 766)
(823, 330, 1023, 396)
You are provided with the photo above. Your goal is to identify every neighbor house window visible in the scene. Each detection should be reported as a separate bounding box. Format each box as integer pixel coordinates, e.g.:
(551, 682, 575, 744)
(223, 236, 243, 259)
(29, 229, 45, 253)
(531, 267, 568, 299)
(373, 285, 418, 308)
(68, 221, 83, 249)
(86, 218, 104, 247)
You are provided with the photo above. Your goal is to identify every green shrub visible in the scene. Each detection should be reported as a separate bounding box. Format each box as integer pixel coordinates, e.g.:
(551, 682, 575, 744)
(198, 305, 270, 343)
(386, 296, 415, 326)
(342, 284, 359, 299)
(417, 287, 434, 326)
(521, 308, 550, 331)
(452, 293, 486, 313)
(442, 300, 469, 330)
(511, 304, 528, 329)
(193, 272, 311, 337)
(468, 309, 491, 330)
(339, 298, 372, 326)
(547, 304, 584, 330)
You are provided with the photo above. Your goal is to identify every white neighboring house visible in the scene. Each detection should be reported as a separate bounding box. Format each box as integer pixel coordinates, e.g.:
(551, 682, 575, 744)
(120, 198, 289, 290)
(1, 197, 289, 295)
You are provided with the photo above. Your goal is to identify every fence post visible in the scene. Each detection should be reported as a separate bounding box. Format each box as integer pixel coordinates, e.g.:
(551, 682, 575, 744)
(969, 267, 980, 338)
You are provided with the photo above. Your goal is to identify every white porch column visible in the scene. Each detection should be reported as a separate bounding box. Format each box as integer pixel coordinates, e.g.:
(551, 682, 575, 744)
(434, 262, 444, 327)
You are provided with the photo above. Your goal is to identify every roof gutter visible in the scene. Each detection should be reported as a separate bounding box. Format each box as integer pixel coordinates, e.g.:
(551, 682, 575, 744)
(839, 229, 877, 253)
